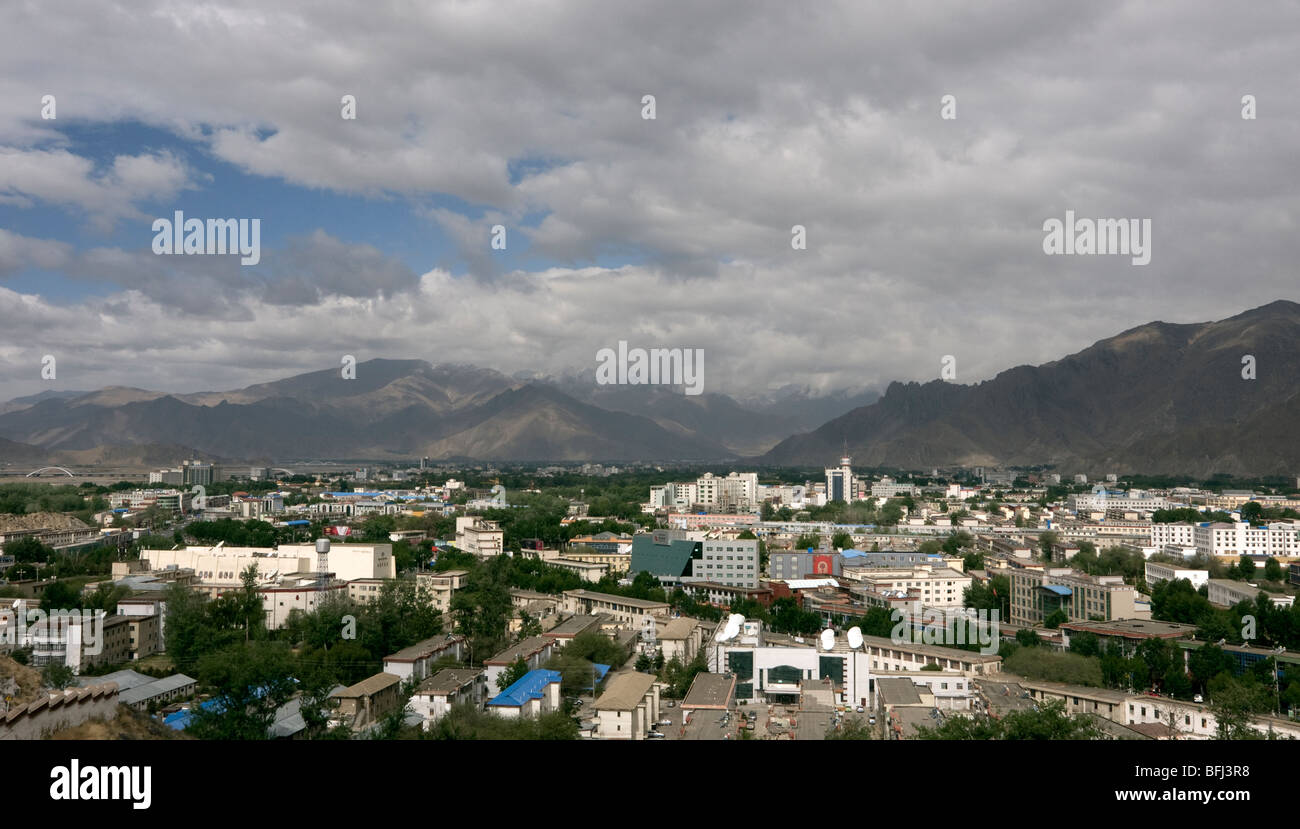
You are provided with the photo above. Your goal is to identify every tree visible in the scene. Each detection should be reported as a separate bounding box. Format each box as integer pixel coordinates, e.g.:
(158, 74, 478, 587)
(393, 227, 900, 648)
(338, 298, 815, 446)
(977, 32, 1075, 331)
(187, 641, 300, 740)
(4, 536, 55, 564)
(1263, 557, 1284, 582)
(913, 699, 1103, 740)
(497, 657, 530, 691)
(42, 662, 77, 690)
(1236, 555, 1256, 580)
(1038, 531, 1059, 561)
(832, 531, 852, 550)
(1044, 609, 1068, 629)
(40, 580, 81, 611)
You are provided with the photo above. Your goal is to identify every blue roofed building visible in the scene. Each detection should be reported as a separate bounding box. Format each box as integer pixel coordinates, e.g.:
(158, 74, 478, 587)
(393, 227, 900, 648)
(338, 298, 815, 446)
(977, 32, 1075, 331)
(486, 669, 563, 719)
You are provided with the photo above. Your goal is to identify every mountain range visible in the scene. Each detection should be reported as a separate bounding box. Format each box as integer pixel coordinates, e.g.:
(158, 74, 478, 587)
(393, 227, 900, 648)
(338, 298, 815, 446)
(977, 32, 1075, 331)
(1, 300, 1297, 474)
(0, 361, 872, 465)
(761, 300, 1300, 477)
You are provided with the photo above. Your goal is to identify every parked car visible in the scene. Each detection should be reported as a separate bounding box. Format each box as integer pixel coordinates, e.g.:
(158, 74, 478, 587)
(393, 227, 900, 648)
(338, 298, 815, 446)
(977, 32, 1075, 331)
(647, 731, 666, 738)
(868, 716, 876, 725)
(745, 721, 755, 730)
(855, 706, 864, 713)
(1194, 694, 1204, 703)
(658, 719, 672, 726)
(666, 700, 676, 708)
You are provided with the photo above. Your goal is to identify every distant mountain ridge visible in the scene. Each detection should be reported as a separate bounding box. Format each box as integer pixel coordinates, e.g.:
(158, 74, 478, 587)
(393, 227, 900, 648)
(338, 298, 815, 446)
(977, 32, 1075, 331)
(761, 300, 1300, 476)
(0, 359, 871, 464)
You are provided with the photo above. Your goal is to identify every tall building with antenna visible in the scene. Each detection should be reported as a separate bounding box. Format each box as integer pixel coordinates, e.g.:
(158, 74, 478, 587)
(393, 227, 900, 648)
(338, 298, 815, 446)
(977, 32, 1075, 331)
(825, 456, 853, 503)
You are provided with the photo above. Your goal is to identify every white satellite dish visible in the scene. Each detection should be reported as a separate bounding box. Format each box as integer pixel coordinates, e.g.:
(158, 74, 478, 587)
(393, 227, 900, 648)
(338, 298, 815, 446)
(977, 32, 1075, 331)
(820, 628, 835, 651)
(847, 626, 864, 649)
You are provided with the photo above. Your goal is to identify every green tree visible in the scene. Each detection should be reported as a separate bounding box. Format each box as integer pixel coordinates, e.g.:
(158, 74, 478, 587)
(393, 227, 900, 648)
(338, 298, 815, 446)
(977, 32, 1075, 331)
(497, 656, 530, 691)
(42, 662, 77, 690)
(188, 641, 300, 740)
(1263, 557, 1284, 582)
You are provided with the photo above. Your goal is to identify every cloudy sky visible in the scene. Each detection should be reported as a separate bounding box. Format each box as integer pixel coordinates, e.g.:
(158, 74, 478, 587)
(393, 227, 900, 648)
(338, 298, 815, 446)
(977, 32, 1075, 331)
(1, 0, 1298, 401)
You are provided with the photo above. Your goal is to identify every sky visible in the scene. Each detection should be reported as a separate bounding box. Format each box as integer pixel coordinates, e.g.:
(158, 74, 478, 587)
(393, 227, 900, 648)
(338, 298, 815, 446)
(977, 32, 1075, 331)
(1, 0, 1298, 401)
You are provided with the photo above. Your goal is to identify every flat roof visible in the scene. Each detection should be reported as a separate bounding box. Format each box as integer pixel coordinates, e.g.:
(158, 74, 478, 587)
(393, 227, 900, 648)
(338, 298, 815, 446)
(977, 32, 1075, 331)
(544, 614, 604, 638)
(564, 589, 669, 610)
(877, 677, 924, 706)
(1061, 619, 1197, 639)
(592, 671, 657, 711)
(118, 674, 196, 706)
(681, 672, 736, 710)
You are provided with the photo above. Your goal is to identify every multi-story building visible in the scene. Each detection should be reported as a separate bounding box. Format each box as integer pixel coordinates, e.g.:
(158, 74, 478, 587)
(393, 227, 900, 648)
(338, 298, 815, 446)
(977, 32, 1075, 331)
(1194, 522, 1300, 558)
(409, 668, 488, 729)
(688, 539, 759, 588)
(415, 569, 469, 611)
(871, 476, 919, 499)
(455, 517, 504, 557)
(851, 565, 972, 609)
(769, 549, 842, 579)
(1008, 567, 1137, 626)
(825, 457, 854, 503)
(1143, 561, 1209, 591)
(1069, 489, 1167, 513)
(143, 542, 394, 591)
(487, 669, 563, 719)
(591, 671, 662, 740)
(1207, 579, 1296, 609)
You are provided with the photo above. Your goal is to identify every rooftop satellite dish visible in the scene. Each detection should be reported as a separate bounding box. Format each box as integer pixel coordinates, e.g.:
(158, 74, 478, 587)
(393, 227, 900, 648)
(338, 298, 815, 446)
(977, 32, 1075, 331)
(847, 627, 864, 649)
(820, 628, 835, 651)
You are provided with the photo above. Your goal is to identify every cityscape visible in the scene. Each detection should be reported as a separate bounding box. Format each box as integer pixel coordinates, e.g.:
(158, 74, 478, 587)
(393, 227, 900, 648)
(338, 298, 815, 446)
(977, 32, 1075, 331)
(2, 0, 1297, 812)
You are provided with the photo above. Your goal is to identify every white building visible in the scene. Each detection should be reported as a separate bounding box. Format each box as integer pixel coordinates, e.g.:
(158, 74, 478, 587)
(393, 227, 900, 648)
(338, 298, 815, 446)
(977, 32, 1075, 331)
(688, 539, 760, 588)
(591, 671, 662, 740)
(455, 517, 504, 557)
(1071, 489, 1167, 513)
(408, 668, 487, 729)
(143, 542, 394, 590)
(1144, 561, 1209, 591)
(825, 457, 854, 503)
(1195, 522, 1300, 558)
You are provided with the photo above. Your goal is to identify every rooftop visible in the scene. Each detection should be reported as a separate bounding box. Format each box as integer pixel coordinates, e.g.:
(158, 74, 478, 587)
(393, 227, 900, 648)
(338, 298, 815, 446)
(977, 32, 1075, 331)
(416, 668, 484, 696)
(384, 634, 463, 663)
(877, 677, 924, 707)
(487, 669, 562, 708)
(592, 671, 657, 711)
(486, 635, 553, 665)
(335, 672, 401, 698)
(681, 672, 736, 710)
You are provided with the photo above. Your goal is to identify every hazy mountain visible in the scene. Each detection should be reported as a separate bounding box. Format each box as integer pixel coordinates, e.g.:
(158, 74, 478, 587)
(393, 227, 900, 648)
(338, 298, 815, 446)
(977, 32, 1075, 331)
(761, 300, 1300, 477)
(0, 360, 733, 463)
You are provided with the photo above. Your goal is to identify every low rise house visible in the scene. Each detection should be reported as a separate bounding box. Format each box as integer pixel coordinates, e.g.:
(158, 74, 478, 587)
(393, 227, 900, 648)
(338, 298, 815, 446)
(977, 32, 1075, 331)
(486, 669, 562, 719)
(382, 634, 465, 683)
(331, 672, 403, 730)
(409, 668, 488, 728)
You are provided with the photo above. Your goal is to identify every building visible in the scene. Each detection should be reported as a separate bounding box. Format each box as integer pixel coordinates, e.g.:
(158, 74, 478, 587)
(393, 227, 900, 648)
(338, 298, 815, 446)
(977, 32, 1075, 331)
(561, 589, 670, 627)
(1143, 561, 1209, 591)
(1070, 490, 1167, 513)
(591, 671, 661, 740)
(1059, 619, 1197, 655)
(680, 672, 736, 721)
(486, 669, 563, 719)
(1008, 567, 1137, 626)
(871, 476, 918, 499)
(117, 673, 197, 711)
(257, 577, 348, 629)
(689, 538, 759, 588)
(769, 549, 842, 579)
(347, 578, 390, 604)
(408, 668, 488, 728)
(124, 614, 161, 661)
(1153, 521, 1300, 559)
(143, 542, 394, 588)
(483, 636, 556, 691)
(1207, 579, 1296, 609)
(655, 617, 702, 663)
(382, 634, 466, 683)
(548, 557, 609, 582)
(455, 517, 504, 557)
(825, 457, 854, 503)
(851, 564, 972, 609)
(415, 569, 469, 611)
(629, 530, 702, 585)
(331, 672, 403, 730)
(29, 612, 131, 672)
(542, 614, 607, 648)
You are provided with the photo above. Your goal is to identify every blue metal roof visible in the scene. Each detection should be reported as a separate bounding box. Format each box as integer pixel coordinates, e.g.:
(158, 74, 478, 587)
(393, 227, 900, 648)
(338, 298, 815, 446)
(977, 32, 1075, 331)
(1040, 584, 1073, 596)
(487, 669, 562, 708)
(592, 663, 611, 683)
